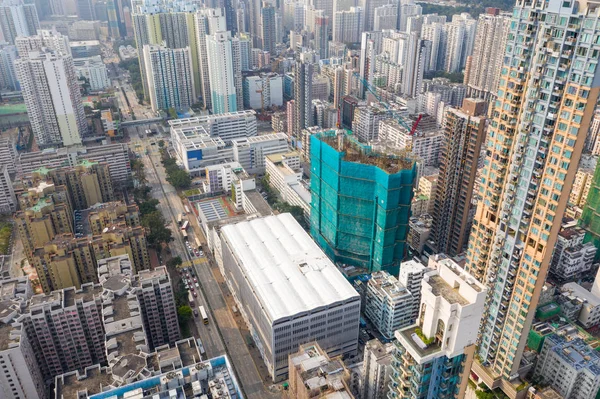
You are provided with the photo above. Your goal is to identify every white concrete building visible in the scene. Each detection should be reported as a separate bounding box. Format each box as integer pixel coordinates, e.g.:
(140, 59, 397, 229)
(378, 119, 444, 166)
(364, 271, 415, 339)
(355, 105, 388, 142)
(232, 133, 289, 174)
(142, 45, 195, 112)
(73, 56, 109, 91)
(17, 144, 131, 186)
(243, 73, 283, 110)
(0, 0, 39, 44)
(206, 31, 243, 114)
(170, 124, 233, 176)
(533, 333, 600, 399)
(0, 136, 18, 174)
(398, 260, 430, 319)
(561, 283, 600, 329)
(15, 49, 86, 148)
(0, 298, 46, 399)
(389, 254, 487, 399)
(550, 227, 597, 282)
(169, 111, 257, 144)
(0, 165, 16, 214)
(219, 213, 361, 381)
(361, 339, 393, 399)
(333, 7, 363, 44)
(265, 151, 311, 218)
(373, 4, 398, 31)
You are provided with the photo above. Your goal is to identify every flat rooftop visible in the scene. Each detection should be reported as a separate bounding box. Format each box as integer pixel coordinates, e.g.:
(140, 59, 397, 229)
(427, 275, 469, 306)
(221, 213, 359, 322)
(56, 366, 114, 399)
(562, 283, 600, 307)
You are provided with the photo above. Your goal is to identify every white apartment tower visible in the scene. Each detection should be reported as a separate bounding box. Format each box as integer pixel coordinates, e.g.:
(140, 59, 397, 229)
(206, 31, 243, 114)
(15, 49, 86, 148)
(142, 44, 195, 112)
(333, 7, 363, 44)
(195, 8, 227, 112)
(0, 0, 39, 44)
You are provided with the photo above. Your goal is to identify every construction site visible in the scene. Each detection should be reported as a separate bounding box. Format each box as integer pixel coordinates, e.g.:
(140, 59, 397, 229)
(309, 129, 417, 276)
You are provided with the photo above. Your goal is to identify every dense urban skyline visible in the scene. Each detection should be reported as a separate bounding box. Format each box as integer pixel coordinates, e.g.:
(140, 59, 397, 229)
(1, 0, 600, 398)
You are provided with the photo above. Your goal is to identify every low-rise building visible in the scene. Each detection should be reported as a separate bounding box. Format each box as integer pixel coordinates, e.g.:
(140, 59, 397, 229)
(408, 215, 433, 255)
(560, 283, 600, 328)
(288, 342, 354, 398)
(220, 213, 361, 381)
(232, 133, 289, 174)
(171, 125, 233, 176)
(533, 333, 600, 399)
(265, 151, 311, 218)
(100, 110, 119, 137)
(364, 271, 415, 339)
(550, 226, 597, 282)
(73, 56, 109, 91)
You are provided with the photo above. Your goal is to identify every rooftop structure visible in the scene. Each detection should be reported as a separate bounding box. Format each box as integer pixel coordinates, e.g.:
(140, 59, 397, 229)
(288, 342, 354, 399)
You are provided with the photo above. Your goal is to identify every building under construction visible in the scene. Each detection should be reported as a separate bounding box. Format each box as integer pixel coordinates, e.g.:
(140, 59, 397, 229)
(310, 129, 417, 275)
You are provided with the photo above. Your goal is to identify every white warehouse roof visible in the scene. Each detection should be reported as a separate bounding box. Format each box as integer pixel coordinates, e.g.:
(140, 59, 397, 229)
(221, 213, 359, 322)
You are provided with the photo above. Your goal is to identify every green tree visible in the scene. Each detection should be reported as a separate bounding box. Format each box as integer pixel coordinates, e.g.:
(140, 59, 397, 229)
(167, 108, 178, 119)
(158, 140, 165, 148)
(131, 158, 146, 184)
(167, 256, 183, 269)
(138, 198, 159, 216)
(133, 185, 151, 202)
(177, 305, 193, 324)
(167, 169, 191, 189)
(141, 211, 173, 249)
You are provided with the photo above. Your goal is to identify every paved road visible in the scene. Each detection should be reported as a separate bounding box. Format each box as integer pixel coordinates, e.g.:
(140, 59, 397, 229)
(140, 141, 280, 399)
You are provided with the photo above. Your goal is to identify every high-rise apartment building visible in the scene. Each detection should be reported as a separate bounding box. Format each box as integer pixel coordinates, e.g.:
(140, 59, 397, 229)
(134, 268, 180, 350)
(206, 31, 243, 114)
(15, 180, 74, 257)
(293, 50, 316, 138)
(432, 99, 486, 256)
(359, 0, 391, 31)
(0, 44, 19, 91)
(0, 165, 16, 214)
(142, 44, 195, 112)
(389, 254, 487, 399)
(261, 3, 276, 55)
(0, 0, 39, 44)
(464, 8, 510, 102)
(466, 0, 600, 390)
(355, 105, 388, 142)
(15, 49, 86, 148)
(333, 7, 363, 44)
(314, 13, 329, 59)
(40, 160, 115, 210)
(373, 3, 398, 31)
(310, 130, 416, 274)
(132, 2, 199, 101)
